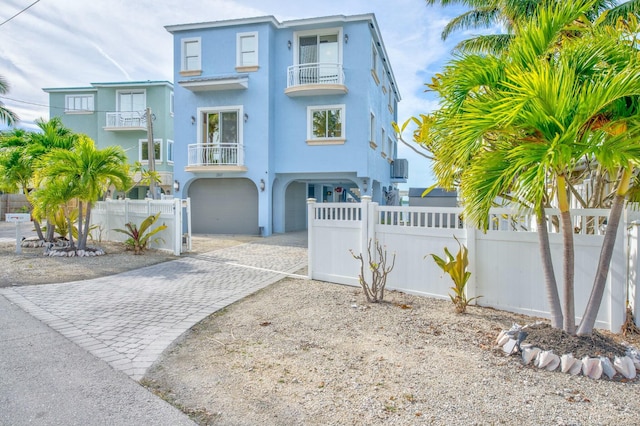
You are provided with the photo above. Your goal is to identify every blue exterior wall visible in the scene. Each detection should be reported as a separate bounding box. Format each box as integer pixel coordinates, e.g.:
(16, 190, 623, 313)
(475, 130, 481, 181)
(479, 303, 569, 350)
(168, 14, 404, 235)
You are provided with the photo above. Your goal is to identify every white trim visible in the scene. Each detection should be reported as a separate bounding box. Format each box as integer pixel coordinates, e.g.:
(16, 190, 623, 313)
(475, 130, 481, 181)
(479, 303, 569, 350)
(196, 105, 244, 146)
(167, 139, 174, 164)
(116, 89, 146, 113)
(293, 27, 343, 66)
(307, 104, 346, 141)
(139, 138, 163, 163)
(236, 31, 258, 68)
(64, 94, 94, 113)
(181, 37, 201, 72)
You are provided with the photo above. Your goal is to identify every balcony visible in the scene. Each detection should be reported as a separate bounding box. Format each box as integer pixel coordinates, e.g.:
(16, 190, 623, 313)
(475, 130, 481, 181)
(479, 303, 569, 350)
(185, 143, 247, 172)
(285, 63, 347, 97)
(104, 111, 147, 131)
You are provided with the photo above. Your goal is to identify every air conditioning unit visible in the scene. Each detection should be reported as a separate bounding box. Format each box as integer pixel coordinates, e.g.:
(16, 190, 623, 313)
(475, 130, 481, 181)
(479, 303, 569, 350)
(391, 159, 408, 179)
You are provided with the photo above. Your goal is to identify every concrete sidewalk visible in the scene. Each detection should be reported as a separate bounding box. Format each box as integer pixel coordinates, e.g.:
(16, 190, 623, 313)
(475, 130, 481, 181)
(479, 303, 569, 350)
(0, 232, 307, 424)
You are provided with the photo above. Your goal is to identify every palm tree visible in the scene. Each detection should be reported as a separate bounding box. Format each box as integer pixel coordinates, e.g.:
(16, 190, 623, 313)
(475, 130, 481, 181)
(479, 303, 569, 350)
(0, 76, 18, 126)
(420, 1, 640, 334)
(425, 0, 640, 54)
(35, 135, 131, 251)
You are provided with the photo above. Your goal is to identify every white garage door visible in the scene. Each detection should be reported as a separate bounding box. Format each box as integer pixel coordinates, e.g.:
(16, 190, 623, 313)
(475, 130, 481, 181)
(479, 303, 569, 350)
(189, 178, 259, 234)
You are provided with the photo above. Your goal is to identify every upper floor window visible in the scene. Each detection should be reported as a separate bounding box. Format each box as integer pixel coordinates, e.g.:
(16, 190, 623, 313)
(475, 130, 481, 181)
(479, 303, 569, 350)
(65, 94, 94, 113)
(170, 92, 174, 116)
(139, 139, 162, 163)
(371, 43, 380, 84)
(369, 112, 376, 148)
(181, 37, 201, 73)
(237, 32, 258, 69)
(387, 136, 395, 159)
(381, 128, 387, 157)
(199, 107, 242, 145)
(307, 104, 345, 144)
(117, 90, 145, 113)
(167, 140, 174, 164)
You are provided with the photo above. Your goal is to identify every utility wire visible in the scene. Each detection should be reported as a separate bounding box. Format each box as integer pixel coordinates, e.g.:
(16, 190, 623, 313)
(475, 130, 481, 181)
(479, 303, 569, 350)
(0, 0, 42, 27)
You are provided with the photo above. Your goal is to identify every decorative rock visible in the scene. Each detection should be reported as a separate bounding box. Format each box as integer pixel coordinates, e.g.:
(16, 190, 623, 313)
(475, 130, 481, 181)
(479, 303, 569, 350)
(582, 357, 603, 380)
(522, 346, 541, 365)
(560, 353, 576, 373)
(614, 356, 637, 379)
(600, 357, 616, 379)
(536, 350, 560, 371)
(77, 250, 84, 257)
(496, 330, 509, 346)
(568, 359, 583, 375)
(502, 338, 518, 355)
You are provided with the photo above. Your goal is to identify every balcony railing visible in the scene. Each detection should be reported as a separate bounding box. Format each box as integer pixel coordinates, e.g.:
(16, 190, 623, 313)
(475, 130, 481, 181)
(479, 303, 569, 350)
(105, 111, 147, 130)
(287, 63, 345, 88)
(188, 143, 244, 167)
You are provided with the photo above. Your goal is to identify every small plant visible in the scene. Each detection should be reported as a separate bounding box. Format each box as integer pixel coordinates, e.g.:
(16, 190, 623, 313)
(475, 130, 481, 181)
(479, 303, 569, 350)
(429, 236, 479, 313)
(114, 212, 167, 255)
(350, 239, 396, 303)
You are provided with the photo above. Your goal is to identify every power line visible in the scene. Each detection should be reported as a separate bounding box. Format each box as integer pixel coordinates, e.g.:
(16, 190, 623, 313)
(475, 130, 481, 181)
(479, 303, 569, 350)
(0, 0, 42, 27)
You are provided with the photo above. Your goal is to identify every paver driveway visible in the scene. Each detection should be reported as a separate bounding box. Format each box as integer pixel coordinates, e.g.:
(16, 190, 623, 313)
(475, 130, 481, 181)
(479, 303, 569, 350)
(0, 233, 307, 381)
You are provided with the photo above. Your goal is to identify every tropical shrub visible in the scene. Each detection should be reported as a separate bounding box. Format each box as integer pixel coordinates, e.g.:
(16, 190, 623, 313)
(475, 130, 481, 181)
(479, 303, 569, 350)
(114, 212, 167, 255)
(429, 236, 479, 313)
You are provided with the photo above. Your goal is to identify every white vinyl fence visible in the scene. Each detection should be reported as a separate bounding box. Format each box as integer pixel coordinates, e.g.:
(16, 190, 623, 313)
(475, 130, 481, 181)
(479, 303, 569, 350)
(308, 197, 640, 332)
(91, 198, 191, 255)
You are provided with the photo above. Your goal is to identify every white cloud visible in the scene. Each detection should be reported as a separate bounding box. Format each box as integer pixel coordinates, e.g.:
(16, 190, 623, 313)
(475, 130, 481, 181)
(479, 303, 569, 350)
(0, 0, 468, 189)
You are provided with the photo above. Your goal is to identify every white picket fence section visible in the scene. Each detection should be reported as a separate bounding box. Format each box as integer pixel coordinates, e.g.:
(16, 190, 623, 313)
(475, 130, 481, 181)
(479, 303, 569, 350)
(91, 198, 191, 255)
(308, 197, 639, 332)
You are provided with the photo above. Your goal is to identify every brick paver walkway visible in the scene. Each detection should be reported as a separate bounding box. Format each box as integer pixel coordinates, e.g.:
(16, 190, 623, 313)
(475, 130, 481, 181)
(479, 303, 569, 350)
(0, 233, 307, 381)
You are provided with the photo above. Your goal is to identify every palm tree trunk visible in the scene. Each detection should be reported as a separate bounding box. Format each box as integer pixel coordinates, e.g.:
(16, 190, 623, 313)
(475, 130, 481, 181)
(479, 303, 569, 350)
(77, 201, 83, 249)
(577, 167, 631, 336)
(558, 175, 575, 335)
(79, 202, 92, 250)
(536, 203, 563, 329)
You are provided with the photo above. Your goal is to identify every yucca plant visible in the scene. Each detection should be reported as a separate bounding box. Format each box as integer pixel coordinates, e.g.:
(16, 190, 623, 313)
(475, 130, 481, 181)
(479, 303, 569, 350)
(429, 236, 479, 313)
(114, 212, 167, 255)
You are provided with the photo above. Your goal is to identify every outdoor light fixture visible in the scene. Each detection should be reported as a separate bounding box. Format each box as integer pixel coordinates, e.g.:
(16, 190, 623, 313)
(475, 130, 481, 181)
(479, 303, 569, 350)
(287, 40, 292, 49)
(190, 115, 196, 125)
(259, 179, 266, 192)
(344, 34, 349, 43)
(362, 178, 368, 193)
(244, 113, 249, 122)
(173, 180, 180, 192)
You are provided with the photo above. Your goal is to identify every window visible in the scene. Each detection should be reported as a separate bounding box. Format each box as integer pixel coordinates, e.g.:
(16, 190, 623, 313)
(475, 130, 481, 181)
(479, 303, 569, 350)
(381, 128, 387, 157)
(201, 110, 239, 144)
(369, 112, 376, 148)
(139, 139, 162, 163)
(371, 43, 379, 84)
(118, 90, 145, 113)
(307, 105, 345, 143)
(387, 136, 395, 160)
(294, 28, 342, 85)
(167, 140, 174, 164)
(388, 89, 394, 113)
(237, 32, 258, 68)
(170, 92, 174, 116)
(181, 37, 201, 72)
(65, 94, 94, 113)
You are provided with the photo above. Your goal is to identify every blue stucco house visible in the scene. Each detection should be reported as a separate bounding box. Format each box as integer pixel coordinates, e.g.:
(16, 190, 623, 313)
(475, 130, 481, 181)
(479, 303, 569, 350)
(166, 14, 407, 235)
(43, 81, 175, 199)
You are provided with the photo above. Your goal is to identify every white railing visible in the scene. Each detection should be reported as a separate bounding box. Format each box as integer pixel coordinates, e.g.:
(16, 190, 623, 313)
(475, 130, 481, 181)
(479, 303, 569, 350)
(308, 198, 633, 332)
(105, 111, 147, 129)
(91, 198, 191, 255)
(287, 63, 345, 87)
(187, 143, 244, 166)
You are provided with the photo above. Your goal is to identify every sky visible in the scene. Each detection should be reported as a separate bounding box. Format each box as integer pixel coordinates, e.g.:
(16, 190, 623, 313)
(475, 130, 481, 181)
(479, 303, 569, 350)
(0, 0, 469, 189)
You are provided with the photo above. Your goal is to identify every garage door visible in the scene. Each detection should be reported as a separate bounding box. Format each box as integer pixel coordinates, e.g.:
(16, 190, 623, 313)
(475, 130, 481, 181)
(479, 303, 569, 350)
(189, 178, 259, 234)
(285, 181, 307, 232)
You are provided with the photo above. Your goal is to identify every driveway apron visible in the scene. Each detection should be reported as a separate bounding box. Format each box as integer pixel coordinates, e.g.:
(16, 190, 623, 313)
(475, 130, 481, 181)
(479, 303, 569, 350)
(0, 233, 307, 381)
